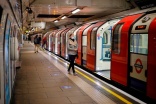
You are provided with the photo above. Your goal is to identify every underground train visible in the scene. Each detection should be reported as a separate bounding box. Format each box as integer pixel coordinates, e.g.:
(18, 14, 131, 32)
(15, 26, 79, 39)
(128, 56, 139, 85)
(40, 9, 156, 101)
(0, 1, 22, 104)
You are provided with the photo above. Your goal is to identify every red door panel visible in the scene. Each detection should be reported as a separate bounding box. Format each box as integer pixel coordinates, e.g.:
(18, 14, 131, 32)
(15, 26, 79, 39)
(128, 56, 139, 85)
(75, 24, 91, 65)
(86, 22, 105, 71)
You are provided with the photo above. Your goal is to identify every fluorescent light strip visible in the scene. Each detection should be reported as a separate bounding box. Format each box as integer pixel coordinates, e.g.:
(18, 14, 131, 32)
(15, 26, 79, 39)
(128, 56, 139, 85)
(61, 16, 67, 19)
(72, 8, 80, 14)
(54, 20, 58, 23)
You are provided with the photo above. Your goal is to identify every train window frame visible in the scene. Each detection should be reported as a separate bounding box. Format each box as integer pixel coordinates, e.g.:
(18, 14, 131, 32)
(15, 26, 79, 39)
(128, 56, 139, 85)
(112, 23, 123, 54)
(90, 27, 98, 50)
(130, 33, 148, 55)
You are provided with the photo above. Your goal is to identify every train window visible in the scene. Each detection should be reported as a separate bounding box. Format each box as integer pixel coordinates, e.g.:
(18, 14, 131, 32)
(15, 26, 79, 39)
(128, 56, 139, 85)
(91, 27, 98, 50)
(130, 34, 148, 54)
(83, 36, 87, 46)
(112, 23, 123, 54)
(103, 31, 108, 44)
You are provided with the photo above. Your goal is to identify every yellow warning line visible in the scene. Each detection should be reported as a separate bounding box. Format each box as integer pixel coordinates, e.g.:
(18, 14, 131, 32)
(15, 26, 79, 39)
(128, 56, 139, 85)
(45, 50, 132, 104)
(75, 70, 132, 104)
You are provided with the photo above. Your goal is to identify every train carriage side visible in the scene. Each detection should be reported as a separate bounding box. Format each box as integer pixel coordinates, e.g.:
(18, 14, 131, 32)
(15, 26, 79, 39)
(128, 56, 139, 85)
(129, 12, 156, 100)
(111, 13, 144, 86)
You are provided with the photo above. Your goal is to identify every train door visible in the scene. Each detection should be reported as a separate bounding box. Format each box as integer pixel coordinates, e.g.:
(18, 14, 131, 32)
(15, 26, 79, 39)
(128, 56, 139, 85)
(49, 32, 53, 51)
(129, 13, 156, 94)
(56, 28, 67, 55)
(55, 30, 61, 54)
(61, 32, 65, 57)
(57, 32, 61, 55)
(129, 34, 148, 92)
(96, 19, 120, 79)
(52, 32, 56, 53)
(86, 21, 105, 71)
(82, 26, 92, 67)
(48, 32, 52, 51)
(75, 24, 91, 65)
(46, 32, 50, 49)
(61, 28, 72, 57)
(51, 32, 55, 52)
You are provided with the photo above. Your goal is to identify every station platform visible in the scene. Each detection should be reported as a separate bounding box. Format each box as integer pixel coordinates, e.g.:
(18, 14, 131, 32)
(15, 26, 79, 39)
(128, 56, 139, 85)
(13, 41, 146, 104)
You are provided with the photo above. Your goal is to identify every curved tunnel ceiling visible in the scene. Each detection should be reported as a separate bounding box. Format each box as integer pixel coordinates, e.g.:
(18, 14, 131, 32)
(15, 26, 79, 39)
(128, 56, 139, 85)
(22, 0, 135, 30)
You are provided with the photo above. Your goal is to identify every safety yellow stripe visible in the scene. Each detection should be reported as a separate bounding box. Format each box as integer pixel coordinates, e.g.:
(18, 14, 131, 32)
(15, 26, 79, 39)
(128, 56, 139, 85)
(76, 70, 132, 104)
(46, 51, 132, 104)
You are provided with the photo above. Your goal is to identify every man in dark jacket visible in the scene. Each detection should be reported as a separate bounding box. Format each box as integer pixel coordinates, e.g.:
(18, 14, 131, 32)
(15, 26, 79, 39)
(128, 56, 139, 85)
(34, 35, 39, 53)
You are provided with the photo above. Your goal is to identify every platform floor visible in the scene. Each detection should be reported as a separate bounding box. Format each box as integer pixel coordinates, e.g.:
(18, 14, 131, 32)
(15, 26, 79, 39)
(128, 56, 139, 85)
(13, 42, 146, 104)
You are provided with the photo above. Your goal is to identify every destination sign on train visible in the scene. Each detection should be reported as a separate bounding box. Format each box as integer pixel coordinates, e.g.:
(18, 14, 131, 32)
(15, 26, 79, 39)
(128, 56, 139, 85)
(135, 25, 146, 30)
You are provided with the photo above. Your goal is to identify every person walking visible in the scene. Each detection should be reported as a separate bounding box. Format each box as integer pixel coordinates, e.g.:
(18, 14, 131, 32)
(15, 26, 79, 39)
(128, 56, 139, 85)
(34, 35, 39, 53)
(67, 34, 78, 75)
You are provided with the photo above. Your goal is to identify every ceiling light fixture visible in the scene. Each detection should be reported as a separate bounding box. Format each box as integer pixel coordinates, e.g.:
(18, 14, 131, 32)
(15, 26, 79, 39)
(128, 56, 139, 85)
(54, 20, 58, 23)
(61, 16, 67, 19)
(72, 8, 80, 14)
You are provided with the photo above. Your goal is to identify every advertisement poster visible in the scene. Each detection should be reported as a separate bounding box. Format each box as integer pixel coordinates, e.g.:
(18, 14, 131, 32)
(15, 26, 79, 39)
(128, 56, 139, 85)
(4, 15, 11, 104)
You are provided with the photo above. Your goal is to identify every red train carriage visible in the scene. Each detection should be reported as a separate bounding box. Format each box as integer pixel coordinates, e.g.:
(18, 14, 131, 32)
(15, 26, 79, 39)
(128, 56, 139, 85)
(111, 11, 156, 100)
(129, 12, 156, 100)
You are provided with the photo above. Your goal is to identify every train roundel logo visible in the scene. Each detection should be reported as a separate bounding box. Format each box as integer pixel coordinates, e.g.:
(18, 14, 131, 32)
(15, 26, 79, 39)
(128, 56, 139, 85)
(134, 59, 143, 74)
